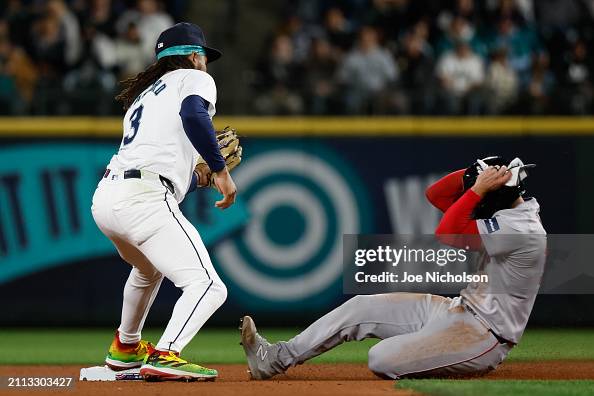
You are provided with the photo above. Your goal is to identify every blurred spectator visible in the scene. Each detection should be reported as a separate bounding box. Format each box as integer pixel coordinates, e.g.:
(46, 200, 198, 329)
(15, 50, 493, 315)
(92, 21, 146, 80)
(487, 17, 540, 81)
(0, 57, 19, 115)
(404, 18, 432, 54)
(4, 0, 33, 49)
(0, 0, 178, 115)
(398, 20, 435, 114)
(46, 0, 82, 66)
(31, 13, 66, 77)
(519, 53, 555, 114)
(364, 0, 414, 43)
(435, 16, 486, 58)
(83, 0, 117, 37)
(337, 26, 399, 114)
(0, 19, 37, 114)
(559, 40, 593, 114)
(62, 23, 116, 115)
(254, 34, 304, 115)
(485, 47, 518, 114)
(29, 12, 68, 114)
(113, 22, 146, 79)
(436, 40, 485, 114)
(304, 37, 339, 114)
(324, 7, 355, 52)
(279, 15, 323, 63)
(437, 0, 481, 32)
(487, 0, 533, 24)
(512, 0, 535, 22)
(116, 0, 173, 64)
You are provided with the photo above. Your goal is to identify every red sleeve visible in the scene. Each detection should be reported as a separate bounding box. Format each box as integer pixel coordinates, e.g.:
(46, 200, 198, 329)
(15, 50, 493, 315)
(435, 189, 481, 249)
(425, 169, 466, 212)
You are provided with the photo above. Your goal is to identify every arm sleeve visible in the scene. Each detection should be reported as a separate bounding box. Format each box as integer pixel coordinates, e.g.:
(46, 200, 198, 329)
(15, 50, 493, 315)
(187, 172, 198, 193)
(180, 95, 226, 172)
(425, 169, 466, 212)
(436, 189, 480, 235)
(435, 189, 481, 249)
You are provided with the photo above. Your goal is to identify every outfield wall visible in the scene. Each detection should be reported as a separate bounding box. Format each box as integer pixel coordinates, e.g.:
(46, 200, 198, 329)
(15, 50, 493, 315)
(1, 117, 593, 326)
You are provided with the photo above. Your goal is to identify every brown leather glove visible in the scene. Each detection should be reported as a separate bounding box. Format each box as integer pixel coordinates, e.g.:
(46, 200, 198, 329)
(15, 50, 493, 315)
(195, 126, 243, 188)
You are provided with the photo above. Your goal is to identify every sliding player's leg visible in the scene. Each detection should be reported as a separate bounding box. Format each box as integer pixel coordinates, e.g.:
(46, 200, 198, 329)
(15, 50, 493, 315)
(241, 293, 451, 379)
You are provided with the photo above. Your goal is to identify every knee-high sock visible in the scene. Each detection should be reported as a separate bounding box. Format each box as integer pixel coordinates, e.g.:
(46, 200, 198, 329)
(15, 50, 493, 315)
(118, 267, 163, 344)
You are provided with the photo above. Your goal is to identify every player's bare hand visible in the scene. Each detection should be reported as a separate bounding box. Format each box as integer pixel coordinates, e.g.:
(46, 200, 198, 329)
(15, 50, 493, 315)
(214, 167, 237, 209)
(471, 165, 511, 197)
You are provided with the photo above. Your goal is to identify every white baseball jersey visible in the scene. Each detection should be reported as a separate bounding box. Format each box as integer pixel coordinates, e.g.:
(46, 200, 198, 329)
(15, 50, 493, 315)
(107, 68, 217, 203)
(461, 198, 547, 343)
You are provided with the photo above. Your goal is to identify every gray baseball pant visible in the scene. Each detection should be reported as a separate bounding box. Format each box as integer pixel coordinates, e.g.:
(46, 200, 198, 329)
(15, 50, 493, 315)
(276, 293, 512, 379)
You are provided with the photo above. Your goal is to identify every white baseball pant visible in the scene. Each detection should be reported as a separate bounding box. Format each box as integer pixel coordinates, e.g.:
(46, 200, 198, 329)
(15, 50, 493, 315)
(91, 172, 227, 353)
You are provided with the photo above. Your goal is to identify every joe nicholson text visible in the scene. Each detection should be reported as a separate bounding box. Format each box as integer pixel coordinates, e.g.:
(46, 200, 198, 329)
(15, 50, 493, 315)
(355, 271, 488, 283)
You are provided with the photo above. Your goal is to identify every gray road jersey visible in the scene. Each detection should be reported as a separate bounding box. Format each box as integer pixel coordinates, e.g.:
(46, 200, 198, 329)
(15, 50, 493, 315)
(461, 198, 546, 344)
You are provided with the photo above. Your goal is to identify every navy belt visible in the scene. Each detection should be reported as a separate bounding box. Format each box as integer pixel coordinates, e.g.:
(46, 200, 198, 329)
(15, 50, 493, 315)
(103, 169, 174, 194)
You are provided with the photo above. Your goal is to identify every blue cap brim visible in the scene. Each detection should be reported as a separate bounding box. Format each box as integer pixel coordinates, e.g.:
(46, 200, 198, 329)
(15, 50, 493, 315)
(203, 46, 222, 62)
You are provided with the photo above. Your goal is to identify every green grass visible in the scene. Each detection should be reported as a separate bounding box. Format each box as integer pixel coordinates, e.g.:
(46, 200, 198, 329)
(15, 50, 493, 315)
(505, 329, 594, 361)
(397, 380, 594, 396)
(0, 328, 592, 365)
(0, 328, 377, 365)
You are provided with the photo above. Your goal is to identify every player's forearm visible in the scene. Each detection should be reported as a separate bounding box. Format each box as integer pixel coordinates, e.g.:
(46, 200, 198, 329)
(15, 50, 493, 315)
(425, 169, 466, 212)
(435, 190, 481, 251)
(435, 189, 480, 235)
(180, 95, 226, 172)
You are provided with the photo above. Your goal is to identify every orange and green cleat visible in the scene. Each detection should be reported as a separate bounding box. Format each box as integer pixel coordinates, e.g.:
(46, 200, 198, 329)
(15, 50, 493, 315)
(140, 344, 218, 381)
(105, 331, 150, 371)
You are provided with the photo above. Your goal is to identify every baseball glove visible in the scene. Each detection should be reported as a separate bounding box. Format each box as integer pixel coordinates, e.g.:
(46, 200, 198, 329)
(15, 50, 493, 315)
(195, 126, 242, 188)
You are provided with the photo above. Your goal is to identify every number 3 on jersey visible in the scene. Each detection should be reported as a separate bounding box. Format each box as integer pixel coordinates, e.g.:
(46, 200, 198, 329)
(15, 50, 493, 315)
(123, 104, 144, 146)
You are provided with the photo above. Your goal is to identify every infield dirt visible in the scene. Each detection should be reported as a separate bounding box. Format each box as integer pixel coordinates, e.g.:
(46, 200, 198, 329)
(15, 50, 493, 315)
(1, 361, 593, 396)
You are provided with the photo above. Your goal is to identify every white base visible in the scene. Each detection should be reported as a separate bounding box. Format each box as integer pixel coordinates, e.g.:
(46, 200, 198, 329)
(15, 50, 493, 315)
(79, 365, 143, 381)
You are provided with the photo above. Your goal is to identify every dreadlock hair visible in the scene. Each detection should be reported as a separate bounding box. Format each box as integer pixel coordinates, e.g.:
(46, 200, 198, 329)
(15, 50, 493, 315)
(116, 55, 195, 110)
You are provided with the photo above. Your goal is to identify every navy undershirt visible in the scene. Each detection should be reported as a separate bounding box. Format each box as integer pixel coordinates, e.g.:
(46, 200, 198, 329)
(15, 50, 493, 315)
(180, 95, 226, 192)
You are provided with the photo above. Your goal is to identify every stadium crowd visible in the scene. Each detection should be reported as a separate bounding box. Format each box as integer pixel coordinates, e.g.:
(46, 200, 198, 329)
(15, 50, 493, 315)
(0, 0, 178, 115)
(253, 0, 594, 115)
(0, 0, 593, 116)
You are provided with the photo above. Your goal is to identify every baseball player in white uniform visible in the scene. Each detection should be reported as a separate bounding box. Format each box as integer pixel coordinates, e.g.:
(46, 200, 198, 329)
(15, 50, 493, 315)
(92, 23, 237, 381)
(240, 156, 546, 379)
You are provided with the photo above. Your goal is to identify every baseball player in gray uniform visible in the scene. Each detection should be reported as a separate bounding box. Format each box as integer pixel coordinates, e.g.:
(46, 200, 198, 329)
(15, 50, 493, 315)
(240, 156, 546, 379)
